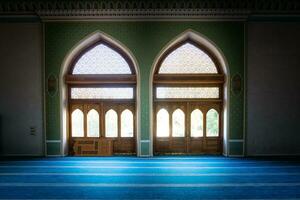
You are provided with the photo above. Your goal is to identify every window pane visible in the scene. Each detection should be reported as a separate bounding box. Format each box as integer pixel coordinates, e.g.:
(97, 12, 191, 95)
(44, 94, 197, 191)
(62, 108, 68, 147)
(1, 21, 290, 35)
(71, 88, 133, 99)
(206, 109, 219, 137)
(121, 109, 134, 137)
(87, 109, 100, 137)
(156, 109, 169, 137)
(159, 43, 218, 74)
(172, 109, 185, 137)
(191, 109, 203, 137)
(105, 109, 118, 137)
(73, 43, 131, 74)
(71, 109, 84, 137)
(156, 87, 219, 99)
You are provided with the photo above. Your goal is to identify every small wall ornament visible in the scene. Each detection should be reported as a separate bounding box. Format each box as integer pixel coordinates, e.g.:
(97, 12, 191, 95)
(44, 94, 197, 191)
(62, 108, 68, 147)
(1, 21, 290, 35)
(47, 74, 58, 97)
(231, 74, 242, 95)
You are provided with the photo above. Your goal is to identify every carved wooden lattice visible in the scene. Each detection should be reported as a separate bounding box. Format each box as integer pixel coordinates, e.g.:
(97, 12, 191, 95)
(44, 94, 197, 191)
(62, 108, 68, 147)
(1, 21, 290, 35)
(72, 138, 113, 156)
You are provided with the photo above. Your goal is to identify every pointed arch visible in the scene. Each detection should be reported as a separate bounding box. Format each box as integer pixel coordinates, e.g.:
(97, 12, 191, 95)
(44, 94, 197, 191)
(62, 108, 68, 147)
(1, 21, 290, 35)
(150, 29, 230, 156)
(71, 109, 84, 137)
(151, 29, 229, 76)
(191, 109, 203, 138)
(172, 109, 185, 137)
(70, 40, 135, 75)
(156, 109, 170, 138)
(62, 31, 139, 77)
(59, 31, 140, 156)
(121, 109, 134, 137)
(156, 40, 220, 74)
(105, 109, 118, 138)
(87, 109, 100, 137)
(206, 109, 219, 137)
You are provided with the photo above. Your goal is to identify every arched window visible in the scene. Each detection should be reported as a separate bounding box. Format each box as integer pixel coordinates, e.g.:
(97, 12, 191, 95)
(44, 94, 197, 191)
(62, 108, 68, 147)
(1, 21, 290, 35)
(87, 109, 100, 137)
(206, 109, 219, 137)
(105, 109, 118, 138)
(156, 109, 169, 138)
(121, 109, 134, 137)
(172, 109, 185, 137)
(159, 43, 218, 74)
(191, 109, 203, 137)
(72, 43, 132, 74)
(153, 39, 224, 155)
(66, 37, 137, 156)
(71, 109, 84, 137)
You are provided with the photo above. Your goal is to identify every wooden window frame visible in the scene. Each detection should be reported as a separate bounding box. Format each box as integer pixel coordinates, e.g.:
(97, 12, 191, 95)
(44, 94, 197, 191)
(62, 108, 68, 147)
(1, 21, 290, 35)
(153, 39, 224, 155)
(66, 39, 137, 155)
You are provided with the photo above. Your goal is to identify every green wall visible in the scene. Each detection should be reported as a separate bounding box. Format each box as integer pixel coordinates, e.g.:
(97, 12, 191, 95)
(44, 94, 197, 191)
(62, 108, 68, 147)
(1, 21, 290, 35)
(45, 21, 245, 156)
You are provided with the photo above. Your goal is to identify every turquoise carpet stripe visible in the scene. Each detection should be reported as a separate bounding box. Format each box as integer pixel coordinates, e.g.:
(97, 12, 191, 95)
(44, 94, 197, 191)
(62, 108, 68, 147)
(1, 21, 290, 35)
(1, 182, 300, 187)
(1, 167, 300, 174)
(0, 156, 299, 199)
(2, 172, 300, 176)
(1, 175, 300, 184)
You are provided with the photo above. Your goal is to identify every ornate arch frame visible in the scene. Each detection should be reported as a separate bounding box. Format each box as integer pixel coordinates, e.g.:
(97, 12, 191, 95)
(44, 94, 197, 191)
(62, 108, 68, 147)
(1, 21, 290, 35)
(59, 31, 141, 156)
(149, 29, 230, 156)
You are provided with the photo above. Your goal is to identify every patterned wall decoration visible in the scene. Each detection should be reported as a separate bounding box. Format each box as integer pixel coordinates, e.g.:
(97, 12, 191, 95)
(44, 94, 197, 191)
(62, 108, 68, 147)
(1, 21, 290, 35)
(45, 21, 245, 156)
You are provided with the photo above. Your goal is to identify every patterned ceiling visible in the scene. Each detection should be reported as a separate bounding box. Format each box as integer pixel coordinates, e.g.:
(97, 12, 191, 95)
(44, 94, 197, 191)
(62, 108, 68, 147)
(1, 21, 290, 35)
(0, 0, 299, 18)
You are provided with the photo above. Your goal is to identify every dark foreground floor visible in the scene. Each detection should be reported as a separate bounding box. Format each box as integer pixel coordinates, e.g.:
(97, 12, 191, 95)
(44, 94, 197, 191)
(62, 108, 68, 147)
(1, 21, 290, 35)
(0, 156, 300, 199)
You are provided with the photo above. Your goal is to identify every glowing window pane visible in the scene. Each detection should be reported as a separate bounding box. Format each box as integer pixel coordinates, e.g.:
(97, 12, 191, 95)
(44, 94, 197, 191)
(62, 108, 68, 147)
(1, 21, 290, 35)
(206, 109, 219, 137)
(191, 109, 203, 137)
(172, 109, 185, 137)
(87, 109, 100, 137)
(71, 88, 133, 99)
(156, 109, 169, 137)
(156, 87, 219, 99)
(121, 109, 134, 137)
(73, 44, 131, 74)
(159, 43, 218, 74)
(105, 109, 118, 138)
(71, 109, 84, 137)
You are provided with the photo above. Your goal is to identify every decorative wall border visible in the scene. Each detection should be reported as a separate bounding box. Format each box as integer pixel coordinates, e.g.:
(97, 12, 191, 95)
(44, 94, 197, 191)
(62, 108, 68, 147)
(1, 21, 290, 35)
(0, 0, 299, 12)
(37, 9, 249, 21)
(0, 0, 299, 20)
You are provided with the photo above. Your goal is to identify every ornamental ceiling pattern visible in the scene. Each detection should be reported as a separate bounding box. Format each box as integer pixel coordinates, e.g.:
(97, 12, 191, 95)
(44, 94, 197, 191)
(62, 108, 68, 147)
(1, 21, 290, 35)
(0, 0, 299, 18)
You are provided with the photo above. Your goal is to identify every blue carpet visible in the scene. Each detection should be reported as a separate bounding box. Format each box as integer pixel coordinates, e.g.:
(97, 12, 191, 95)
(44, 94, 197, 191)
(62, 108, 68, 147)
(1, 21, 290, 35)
(0, 156, 300, 199)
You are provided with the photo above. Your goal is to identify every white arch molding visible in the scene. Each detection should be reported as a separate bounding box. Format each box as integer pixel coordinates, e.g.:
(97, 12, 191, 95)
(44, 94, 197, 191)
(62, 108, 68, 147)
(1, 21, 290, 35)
(149, 29, 230, 156)
(59, 31, 141, 156)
